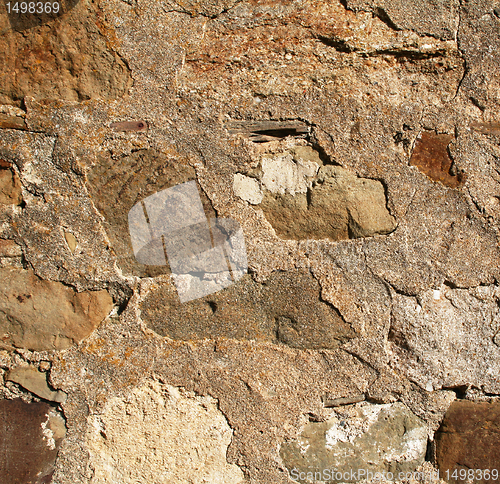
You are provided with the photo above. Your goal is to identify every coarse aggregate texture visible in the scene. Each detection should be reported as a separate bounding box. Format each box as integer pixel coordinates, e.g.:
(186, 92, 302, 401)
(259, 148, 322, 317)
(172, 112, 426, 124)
(1, 0, 500, 482)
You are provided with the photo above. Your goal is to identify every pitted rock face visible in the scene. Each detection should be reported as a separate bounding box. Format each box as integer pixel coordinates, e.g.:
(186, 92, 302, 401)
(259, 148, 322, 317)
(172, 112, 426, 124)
(1, 0, 500, 482)
(280, 402, 428, 483)
(85, 379, 244, 484)
(140, 270, 355, 349)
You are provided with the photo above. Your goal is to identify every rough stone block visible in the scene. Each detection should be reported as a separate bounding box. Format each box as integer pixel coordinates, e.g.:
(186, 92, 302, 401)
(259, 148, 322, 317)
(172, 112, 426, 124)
(435, 400, 500, 483)
(0, 267, 113, 351)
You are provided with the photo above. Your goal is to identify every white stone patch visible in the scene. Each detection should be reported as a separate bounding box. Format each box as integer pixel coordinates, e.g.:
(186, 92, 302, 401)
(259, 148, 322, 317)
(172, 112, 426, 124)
(261, 153, 319, 195)
(41, 415, 56, 450)
(41, 409, 66, 451)
(325, 403, 384, 449)
(85, 378, 245, 484)
(233, 173, 263, 204)
(384, 427, 428, 463)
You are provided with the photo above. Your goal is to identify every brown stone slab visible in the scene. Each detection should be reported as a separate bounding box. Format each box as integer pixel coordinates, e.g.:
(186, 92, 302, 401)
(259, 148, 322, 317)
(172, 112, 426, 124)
(471, 122, 500, 135)
(110, 120, 148, 132)
(410, 131, 464, 188)
(0, 399, 64, 484)
(435, 400, 500, 483)
(0, 115, 27, 130)
(0, 161, 23, 205)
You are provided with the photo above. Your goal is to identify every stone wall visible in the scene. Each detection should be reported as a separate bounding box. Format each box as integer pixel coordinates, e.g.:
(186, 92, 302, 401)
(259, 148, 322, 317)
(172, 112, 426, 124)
(1, 0, 500, 483)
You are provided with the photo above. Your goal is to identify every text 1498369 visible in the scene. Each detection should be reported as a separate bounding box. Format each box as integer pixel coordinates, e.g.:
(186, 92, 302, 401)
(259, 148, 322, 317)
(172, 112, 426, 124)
(6, 2, 60, 13)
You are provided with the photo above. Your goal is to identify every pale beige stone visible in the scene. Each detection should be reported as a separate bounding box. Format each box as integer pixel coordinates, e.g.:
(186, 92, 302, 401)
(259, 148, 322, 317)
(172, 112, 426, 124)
(85, 379, 245, 484)
(233, 173, 263, 204)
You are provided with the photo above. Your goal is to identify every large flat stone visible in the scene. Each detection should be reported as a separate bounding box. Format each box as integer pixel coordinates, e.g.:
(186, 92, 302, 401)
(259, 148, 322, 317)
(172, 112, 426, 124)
(86, 149, 215, 278)
(0, 399, 66, 484)
(281, 402, 428, 483)
(141, 270, 355, 350)
(435, 400, 500, 483)
(0, 267, 113, 351)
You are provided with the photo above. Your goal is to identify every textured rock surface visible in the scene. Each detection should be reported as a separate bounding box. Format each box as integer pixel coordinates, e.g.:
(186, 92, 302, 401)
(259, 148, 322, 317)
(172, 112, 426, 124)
(281, 402, 428, 483)
(0, 399, 66, 484)
(435, 400, 500, 483)
(7, 366, 67, 403)
(0, 267, 113, 351)
(0, 0, 499, 482)
(0, 1, 132, 106)
(260, 164, 397, 240)
(140, 270, 355, 349)
(85, 378, 244, 483)
(0, 159, 22, 205)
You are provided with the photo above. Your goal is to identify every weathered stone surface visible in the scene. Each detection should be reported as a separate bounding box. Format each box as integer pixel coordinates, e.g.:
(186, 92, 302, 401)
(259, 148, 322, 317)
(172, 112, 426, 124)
(0, 160, 22, 205)
(86, 149, 215, 278)
(410, 131, 464, 188)
(85, 378, 245, 483)
(0, 0, 499, 482)
(280, 402, 428, 483)
(261, 165, 396, 240)
(0, 1, 132, 106)
(0, 267, 113, 351)
(344, 0, 460, 40)
(7, 366, 67, 403)
(435, 400, 500, 482)
(389, 284, 500, 393)
(0, 399, 66, 484)
(141, 270, 355, 349)
(233, 143, 396, 241)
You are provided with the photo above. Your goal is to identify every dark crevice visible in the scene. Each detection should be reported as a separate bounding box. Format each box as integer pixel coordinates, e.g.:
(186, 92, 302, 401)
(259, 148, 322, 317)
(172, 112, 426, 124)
(367, 49, 448, 60)
(373, 7, 400, 32)
(316, 36, 356, 53)
(442, 385, 468, 399)
(226, 119, 310, 142)
(425, 438, 434, 462)
(453, 0, 467, 100)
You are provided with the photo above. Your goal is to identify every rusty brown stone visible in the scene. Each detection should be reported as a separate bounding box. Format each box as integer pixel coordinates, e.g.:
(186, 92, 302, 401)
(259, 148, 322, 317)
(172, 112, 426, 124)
(0, 399, 65, 484)
(0, 160, 22, 205)
(0, 115, 27, 130)
(435, 400, 500, 483)
(410, 131, 464, 188)
(0, 2, 132, 106)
